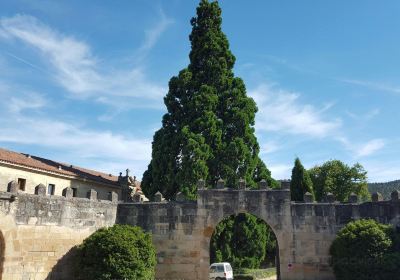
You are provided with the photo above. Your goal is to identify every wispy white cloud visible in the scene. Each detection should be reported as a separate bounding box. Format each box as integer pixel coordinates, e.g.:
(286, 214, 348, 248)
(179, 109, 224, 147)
(0, 14, 167, 108)
(260, 140, 281, 155)
(346, 108, 380, 121)
(249, 83, 341, 138)
(340, 78, 400, 95)
(8, 92, 47, 113)
(338, 137, 385, 158)
(268, 163, 292, 180)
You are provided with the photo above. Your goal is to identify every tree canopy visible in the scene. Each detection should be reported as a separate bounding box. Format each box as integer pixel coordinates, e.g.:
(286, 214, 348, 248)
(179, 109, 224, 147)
(142, 0, 275, 199)
(309, 160, 370, 202)
(290, 157, 314, 201)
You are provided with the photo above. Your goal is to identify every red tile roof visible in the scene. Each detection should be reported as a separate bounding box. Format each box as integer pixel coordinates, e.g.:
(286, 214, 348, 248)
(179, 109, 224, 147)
(0, 148, 120, 187)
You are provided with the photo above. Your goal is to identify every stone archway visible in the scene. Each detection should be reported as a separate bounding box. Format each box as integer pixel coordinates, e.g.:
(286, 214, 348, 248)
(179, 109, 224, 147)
(0, 231, 4, 280)
(209, 212, 281, 280)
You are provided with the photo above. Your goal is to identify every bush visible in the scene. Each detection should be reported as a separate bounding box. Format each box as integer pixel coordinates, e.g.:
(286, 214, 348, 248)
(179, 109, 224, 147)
(76, 224, 156, 280)
(234, 275, 255, 280)
(330, 219, 400, 280)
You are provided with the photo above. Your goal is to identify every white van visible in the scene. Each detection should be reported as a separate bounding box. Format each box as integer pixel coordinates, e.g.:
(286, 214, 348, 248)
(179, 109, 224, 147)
(209, 262, 233, 280)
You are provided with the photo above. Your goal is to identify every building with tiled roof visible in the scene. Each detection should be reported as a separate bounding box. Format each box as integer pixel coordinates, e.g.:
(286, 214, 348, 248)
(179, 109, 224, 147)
(0, 147, 126, 200)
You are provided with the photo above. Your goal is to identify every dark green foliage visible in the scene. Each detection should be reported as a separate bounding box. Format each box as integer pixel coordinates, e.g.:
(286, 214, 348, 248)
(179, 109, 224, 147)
(290, 157, 314, 201)
(309, 160, 370, 202)
(210, 213, 277, 269)
(368, 180, 400, 199)
(76, 224, 156, 280)
(234, 275, 255, 280)
(142, 0, 275, 200)
(330, 219, 400, 280)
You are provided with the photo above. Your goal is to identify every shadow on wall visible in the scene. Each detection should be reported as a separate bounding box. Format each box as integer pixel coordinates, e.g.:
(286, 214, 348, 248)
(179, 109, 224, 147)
(0, 231, 4, 280)
(45, 246, 80, 280)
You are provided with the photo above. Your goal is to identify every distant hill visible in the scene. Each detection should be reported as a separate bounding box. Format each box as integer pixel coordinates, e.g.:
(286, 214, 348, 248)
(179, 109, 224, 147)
(368, 180, 400, 199)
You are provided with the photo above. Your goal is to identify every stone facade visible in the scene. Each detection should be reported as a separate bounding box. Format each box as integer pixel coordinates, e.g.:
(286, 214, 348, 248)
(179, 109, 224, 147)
(0, 180, 399, 280)
(117, 186, 400, 280)
(0, 190, 117, 280)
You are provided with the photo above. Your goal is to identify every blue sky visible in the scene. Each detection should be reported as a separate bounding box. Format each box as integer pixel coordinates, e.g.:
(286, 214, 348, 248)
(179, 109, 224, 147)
(0, 0, 399, 182)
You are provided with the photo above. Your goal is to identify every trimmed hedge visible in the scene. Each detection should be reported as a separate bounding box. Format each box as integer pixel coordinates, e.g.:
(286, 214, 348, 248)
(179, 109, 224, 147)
(76, 224, 156, 280)
(330, 219, 400, 280)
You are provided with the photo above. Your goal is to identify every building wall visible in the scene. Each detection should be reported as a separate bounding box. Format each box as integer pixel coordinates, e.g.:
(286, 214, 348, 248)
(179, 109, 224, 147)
(0, 164, 121, 200)
(0, 191, 117, 280)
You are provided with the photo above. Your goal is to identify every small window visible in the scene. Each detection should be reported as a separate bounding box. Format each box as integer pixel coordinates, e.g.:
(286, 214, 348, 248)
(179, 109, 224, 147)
(17, 178, 26, 191)
(48, 184, 55, 195)
(210, 266, 216, 273)
(216, 265, 224, 272)
(72, 188, 77, 197)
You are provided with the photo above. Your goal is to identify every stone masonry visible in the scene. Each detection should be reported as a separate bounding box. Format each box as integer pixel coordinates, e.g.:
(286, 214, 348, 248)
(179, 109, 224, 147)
(0, 180, 399, 280)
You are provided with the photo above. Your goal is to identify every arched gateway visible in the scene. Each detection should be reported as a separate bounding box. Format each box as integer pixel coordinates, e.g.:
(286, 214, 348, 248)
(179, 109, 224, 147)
(117, 183, 400, 280)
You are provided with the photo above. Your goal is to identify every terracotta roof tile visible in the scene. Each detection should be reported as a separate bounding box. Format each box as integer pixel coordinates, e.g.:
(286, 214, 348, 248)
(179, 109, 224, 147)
(0, 148, 120, 187)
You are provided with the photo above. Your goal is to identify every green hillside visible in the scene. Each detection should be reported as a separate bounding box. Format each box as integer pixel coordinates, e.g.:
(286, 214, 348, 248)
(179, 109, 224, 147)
(368, 180, 400, 199)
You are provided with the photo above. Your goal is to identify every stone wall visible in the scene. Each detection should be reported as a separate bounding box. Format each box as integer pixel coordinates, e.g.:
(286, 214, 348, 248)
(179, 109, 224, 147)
(118, 188, 400, 280)
(0, 190, 117, 280)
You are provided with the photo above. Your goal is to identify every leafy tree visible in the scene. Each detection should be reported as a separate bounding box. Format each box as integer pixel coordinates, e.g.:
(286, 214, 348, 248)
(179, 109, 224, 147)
(210, 213, 277, 269)
(77, 225, 156, 280)
(290, 157, 314, 201)
(142, 0, 275, 200)
(368, 180, 400, 200)
(330, 219, 400, 280)
(309, 160, 370, 202)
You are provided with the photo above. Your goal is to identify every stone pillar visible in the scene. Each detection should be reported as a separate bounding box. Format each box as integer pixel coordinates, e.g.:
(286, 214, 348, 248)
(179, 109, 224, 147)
(372, 192, 383, 202)
(35, 184, 46, 196)
(304, 192, 313, 203)
(281, 180, 290, 190)
(7, 180, 18, 193)
(238, 178, 246, 190)
(216, 178, 225, 189)
(176, 192, 186, 202)
(155, 191, 163, 202)
(63, 187, 74, 199)
(326, 192, 335, 203)
(197, 179, 205, 190)
(348, 193, 358, 203)
(391, 190, 399, 202)
(258, 179, 268, 190)
(87, 189, 97, 201)
(132, 192, 142, 203)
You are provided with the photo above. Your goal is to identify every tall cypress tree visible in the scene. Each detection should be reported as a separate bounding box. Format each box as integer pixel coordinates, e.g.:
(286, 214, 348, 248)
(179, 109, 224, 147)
(142, 0, 275, 199)
(290, 157, 314, 201)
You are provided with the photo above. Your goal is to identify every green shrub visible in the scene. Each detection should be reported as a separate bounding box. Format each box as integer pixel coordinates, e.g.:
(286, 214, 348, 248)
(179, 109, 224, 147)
(234, 275, 255, 280)
(330, 219, 400, 280)
(76, 224, 156, 280)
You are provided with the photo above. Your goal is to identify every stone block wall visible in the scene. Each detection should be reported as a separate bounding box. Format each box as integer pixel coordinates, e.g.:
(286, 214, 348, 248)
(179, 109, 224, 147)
(0, 190, 117, 280)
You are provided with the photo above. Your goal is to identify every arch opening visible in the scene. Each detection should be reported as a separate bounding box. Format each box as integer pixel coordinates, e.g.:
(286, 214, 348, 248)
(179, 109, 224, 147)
(0, 231, 4, 280)
(209, 213, 280, 280)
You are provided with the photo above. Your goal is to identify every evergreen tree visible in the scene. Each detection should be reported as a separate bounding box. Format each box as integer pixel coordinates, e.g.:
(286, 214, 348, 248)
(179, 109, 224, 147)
(142, 0, 275, 199)
(290, 157, 314, 201)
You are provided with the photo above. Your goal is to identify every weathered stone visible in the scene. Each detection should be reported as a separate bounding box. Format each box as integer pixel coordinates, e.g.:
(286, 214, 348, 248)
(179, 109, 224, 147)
(176, 192, 186, 202)
(326, 192, 335, 203)
(63, 187, 74, 199)
(86, 189, 97, 201)
(216, 178, 225, 189)
(109, 191, 118, 202)
(281, 180, 290, 190)
(238, 178, 246, 190)
(258, 179, 268, 190)
(348, 193, 358, 203)
(132, 192, 142, 203)
(391, 190, 399, 202)
(34, 184, 46, 196)
(197, 179, 205, 190)
(304, 192, 314, 203)
(155, 191, 163, 202)
(7, 180, 18, 193)
(371, 192, 383, 202)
